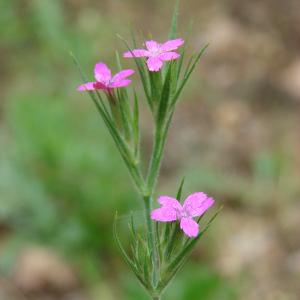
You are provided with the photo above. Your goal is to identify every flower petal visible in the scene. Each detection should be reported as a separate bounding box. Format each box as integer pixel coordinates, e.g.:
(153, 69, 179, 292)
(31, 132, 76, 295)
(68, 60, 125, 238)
(123, 49, 150, 58)
(109, 79, 132, 88)
(158, 196, 182, 210)
(161, 38, 184, 51)
(94, 62, 111, 83)
(146, 57, 163, 72)
(112, 69, 134, 83)
(183, 192, 215, 217)
(145, 40, 159, 51)
(77, 82, 97, 91)
(158, 52, 180, 61)
(180, 217, 199, 237)
(151, 206, 178, 222)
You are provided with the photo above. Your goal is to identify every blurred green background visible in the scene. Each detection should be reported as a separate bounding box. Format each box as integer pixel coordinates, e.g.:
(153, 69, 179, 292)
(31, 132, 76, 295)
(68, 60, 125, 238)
(0, 0, 300, 299)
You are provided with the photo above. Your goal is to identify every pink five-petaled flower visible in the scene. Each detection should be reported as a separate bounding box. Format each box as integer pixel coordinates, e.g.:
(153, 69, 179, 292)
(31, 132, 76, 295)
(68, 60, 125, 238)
(151, 192, 215, 238)
(77, 62, 134, 92)
(123, 38, 184, 72)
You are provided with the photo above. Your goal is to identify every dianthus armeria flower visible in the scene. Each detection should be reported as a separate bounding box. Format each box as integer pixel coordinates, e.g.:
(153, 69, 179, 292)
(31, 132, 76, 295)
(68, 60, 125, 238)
(77, 62, 134, 92)
(151, 192, 215, 238)
(123, 38, 184, 72)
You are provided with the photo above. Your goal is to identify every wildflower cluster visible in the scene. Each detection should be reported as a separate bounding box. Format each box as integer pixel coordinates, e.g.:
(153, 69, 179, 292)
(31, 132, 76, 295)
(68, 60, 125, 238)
(74, 3, 219, 299)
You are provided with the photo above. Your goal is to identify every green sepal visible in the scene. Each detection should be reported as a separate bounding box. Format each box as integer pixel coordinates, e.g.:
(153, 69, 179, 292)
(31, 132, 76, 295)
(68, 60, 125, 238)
(149, 71, 162, 106)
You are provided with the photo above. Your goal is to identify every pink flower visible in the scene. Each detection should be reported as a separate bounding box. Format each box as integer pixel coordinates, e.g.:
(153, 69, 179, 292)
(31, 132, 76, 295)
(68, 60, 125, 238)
(151, 192, 215, 238)
(123, 38, 184, 72)
(77, 62, 134, 92)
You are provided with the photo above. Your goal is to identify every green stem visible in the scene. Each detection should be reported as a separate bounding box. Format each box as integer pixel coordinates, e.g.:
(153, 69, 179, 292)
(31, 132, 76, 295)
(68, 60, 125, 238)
(144, 194, 159, 288)
(147, 110, 174, 193)
(144, 195, 154, 249)
(144, 112, 174, 294)
(147, 126, 165, 193)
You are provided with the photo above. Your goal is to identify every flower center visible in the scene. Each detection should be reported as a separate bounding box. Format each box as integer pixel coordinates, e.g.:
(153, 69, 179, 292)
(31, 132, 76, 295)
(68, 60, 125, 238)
(176, 208, 190, 220)
(151, 46, 162, 57)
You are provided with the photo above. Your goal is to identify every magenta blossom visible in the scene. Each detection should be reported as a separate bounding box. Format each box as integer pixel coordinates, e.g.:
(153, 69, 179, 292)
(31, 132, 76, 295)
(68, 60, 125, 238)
(77, 62, 134, 92)
(123, 38, 184, 72)
(151, 192, 214, 238)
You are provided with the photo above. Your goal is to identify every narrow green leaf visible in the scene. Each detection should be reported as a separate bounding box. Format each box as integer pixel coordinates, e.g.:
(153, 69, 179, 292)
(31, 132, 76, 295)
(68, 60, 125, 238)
(157, 252, 185, 293)
(128, 213, 143, 272)
(71, 52, 121, 140)
(94, 90, 111, 119)
(71, 53, 145, 192)
(156, 65, 173, 127)
(137, 234, 147, 266)
(129, 211, 137, 237)
(70, 52, 114, 127)
(117, 90, 132, 141)
(117, 34, 152, 110)
(176, 21, 193, 78)
(132, 90, 140, 159)
(113, 214, 136, 269)
(114, 213, 149, 289)
(164, 225, 181, 261)
(182, 53, 196, 79)
(115, 50, 123, 70)
(176, 177, 185, 202)
(172, 44, 209, 106)
(116, 51, 133, 132)
(176, 47, 185, 80)
(162, 223, 172, 245)
(155, 221, 163, 263)
(143, 252, 150, 285)
(169, 0, 180, 39)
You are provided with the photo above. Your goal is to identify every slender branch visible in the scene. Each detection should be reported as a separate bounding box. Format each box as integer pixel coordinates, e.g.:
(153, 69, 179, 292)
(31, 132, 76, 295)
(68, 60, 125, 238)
(146, 126, 165, 193)
(143, 109, 175, 294)
(147, 110, 174, 193)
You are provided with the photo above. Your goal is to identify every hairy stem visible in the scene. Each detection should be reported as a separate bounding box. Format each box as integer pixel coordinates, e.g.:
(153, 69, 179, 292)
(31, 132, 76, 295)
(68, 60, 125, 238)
(147, 125, 165, 193)
(143, 113, 174, 293)
(144, 193, 160, 289)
